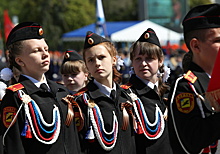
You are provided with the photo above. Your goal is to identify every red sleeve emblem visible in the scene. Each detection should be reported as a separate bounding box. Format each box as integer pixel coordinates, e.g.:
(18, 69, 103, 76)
(3, 106, 17, 128)
(175, 93, 195, 113)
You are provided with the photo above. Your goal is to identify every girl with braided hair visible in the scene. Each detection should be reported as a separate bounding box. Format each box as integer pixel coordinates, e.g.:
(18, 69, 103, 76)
(68, 31, 136, 154)
(121, 28, 172, 154)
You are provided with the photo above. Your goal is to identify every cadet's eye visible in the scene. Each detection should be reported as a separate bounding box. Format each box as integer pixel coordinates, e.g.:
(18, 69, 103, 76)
(98, 55, 105, 60)
(134, 57, 141, 61)
(88, 58, 93, 63)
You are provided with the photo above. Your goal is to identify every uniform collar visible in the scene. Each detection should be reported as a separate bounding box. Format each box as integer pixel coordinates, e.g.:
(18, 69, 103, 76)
(93, 79, 116, 97)
(22, 74, 49, 89)
(189, 62, 210, 92)
(136, 75, 158, 89)
(18, 75, 65, 95)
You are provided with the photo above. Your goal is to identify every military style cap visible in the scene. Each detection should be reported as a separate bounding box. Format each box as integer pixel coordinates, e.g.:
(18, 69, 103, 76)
(62, 49, 83, 64)
(84, 31, 110, 49)
(183, 3, 220, 34)
(6, 22, 44, 48)
(137, 28, 161, 48)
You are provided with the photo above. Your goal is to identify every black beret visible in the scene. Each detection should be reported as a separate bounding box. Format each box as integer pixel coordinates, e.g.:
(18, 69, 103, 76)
(6, 22, 44, 48)
(137, 28, 161, 48)
(84, 31, 110, 49)
(183, 3, 220, 34)
(62, 49, 83, 64)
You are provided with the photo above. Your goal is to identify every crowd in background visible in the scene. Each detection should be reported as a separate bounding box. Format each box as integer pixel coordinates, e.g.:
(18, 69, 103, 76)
(41, 44, 188, 86)
(2, 3, 220, 154)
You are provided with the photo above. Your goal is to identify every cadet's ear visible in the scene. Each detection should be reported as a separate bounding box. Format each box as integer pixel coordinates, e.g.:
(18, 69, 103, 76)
(190, 38, 200, 53)
(15, 57, 25, 67)
(112, 56, 117, 66)
(159, 57, 164, 68)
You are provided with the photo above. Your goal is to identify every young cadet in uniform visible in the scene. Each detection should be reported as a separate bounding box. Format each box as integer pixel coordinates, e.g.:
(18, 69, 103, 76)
(0, 22, 81, 154)
(121, 28, 172, 154)
(64, 31, 136, 154)
(168, 3, 220, 154)
(60, 49, 88, 94)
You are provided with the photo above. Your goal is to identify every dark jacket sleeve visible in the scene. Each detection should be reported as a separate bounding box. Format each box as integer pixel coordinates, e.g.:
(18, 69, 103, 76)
(168, 80, 220, 153)
(0, 90, 26, 154)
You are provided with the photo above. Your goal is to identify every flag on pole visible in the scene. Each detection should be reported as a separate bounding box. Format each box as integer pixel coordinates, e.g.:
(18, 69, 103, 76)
(0, 28, 4, 52)
(0, 26, 7, 70)
(4, 10, 15, 41)
(95, 0, 108, 38)
(206, 48, 220, 109)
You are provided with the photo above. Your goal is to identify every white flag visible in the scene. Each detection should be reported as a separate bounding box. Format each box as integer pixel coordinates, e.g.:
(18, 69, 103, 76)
(95, 0, 107, 37)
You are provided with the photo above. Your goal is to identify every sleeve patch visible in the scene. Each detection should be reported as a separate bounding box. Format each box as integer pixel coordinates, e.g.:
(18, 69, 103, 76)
(175, 93, 195, 113)
(3, 106, 17, 128)
(74, 112, 84, 129)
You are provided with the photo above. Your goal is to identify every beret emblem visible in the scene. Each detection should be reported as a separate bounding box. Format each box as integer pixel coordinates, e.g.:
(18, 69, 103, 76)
(65, 53, 70, 59)
(88, 38, 94, 45)
(39, 28, 43, 36)
(144, 33, 150, 39)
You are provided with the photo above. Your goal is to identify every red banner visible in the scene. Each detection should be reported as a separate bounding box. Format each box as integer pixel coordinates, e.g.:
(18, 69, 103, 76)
(4, 10, 14, 40)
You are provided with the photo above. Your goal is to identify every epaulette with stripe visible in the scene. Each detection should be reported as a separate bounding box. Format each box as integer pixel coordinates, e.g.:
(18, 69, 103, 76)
(7, 83, 24, 92)
(183, 70, 197, 84)
(120, 82, 132, 89)
(73, 87, 88, 97)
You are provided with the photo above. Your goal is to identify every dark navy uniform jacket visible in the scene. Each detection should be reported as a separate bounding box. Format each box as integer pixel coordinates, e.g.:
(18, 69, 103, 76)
(0, 75, 81, 154)
(75, 79, 136, 154)
(168, 62, 220, 154)
(123, 74, 173, 154)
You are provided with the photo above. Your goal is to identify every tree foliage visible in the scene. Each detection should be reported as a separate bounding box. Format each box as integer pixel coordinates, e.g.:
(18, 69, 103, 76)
(0, 0, 95, 50)
(189, 0, 212, 9)
(103, 0, 138, 21)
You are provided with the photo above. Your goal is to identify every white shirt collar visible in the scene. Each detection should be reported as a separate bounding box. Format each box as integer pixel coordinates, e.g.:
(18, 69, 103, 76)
(136, 75, 158, 89)
(22, 74, 49, 88)
(93, 79, 116, 97)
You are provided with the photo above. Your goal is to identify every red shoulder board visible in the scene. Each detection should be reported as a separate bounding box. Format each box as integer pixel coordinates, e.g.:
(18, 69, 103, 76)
(56, 81, 64, 85)
(184, 70, 197, 84)
(7, 83, 24, 92)
(73, 87, 88, 97)
(120, 83, 132, 89)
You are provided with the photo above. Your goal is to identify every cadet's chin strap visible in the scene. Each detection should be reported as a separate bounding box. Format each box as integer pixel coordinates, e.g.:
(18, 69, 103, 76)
(170, 76, 203, 154)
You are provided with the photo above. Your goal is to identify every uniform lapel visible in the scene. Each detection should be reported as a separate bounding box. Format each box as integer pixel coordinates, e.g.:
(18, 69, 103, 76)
(190, 63, 213, 112)
(129, 75, 153, 96)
